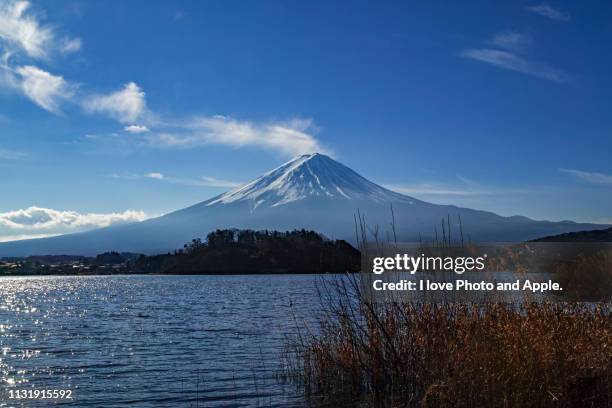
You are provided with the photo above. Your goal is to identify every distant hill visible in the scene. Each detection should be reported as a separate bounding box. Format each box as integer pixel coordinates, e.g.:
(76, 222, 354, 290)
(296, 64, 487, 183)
(0, 153, 607, 256)
(531, 227, 612, 242)
(132, 229, 360, 274)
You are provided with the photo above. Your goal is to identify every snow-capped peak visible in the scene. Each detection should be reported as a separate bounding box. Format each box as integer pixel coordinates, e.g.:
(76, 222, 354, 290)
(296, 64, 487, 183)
(205, 153, 415, 209)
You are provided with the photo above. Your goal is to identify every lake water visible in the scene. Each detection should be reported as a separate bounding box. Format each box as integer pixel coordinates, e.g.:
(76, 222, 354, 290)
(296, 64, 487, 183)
(0, 272, 572, 407)
(0, 275, 325, 407)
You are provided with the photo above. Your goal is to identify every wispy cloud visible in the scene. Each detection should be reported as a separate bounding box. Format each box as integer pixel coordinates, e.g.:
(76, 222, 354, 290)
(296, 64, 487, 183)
(0, 148, 25, 159)
(113, 172, 242, 189)
(0, 0, 54, 59)
(79, 82, 324, 157)
(173, 11, 185, 22)
(13, 65, 74, 112)
(81, 109, 324, 157)
(560, 168, 612, 185)
(0, 0, 82, 59)
(0, 1, 326, 157)
(145, 172, 164, 180)
(489, 31, 531, 52)
(0, 1, 80, 113)
(527, 3, 570, 21)
(460, 48, 569, 83)
(198, 176, 242, 188)
(147, 116, 325, 157)
(0, 62, 75, 113)
(385, 183, 531, 198)
(82, 82, 148, 124)
(385, 184, 479, 196)
(0, 3, 144, 121)
(0, 206, 148, 242)
(124, 124, 150, 134)
(384, 174, 533, 199)
(60, 37, 82, 54)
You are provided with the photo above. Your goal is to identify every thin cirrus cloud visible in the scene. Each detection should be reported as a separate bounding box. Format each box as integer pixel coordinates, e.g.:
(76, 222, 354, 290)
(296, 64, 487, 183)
(0, 0, 326, 157)
(148, 116, 326, 157)
(0, 1, 146, 124)
(0, 0, 54, 59)
(0, 206, 148, 242)
(385, 184, 480, 196)
(0, 148, 25, 159)
(0, 62, 75, 113)
(527, 3, 570, 21)
(198, 176, 243, 188)
(14, 65, 74, 112)
(59, 37, 81, 55)
(460, 48, 569, 83)
(384, 183, 530, 197)
(145, 172, 164, 180)
(489, 31, 531, 52)
(0, 0, 81, 112)
(0, 0, 82, 59)
(560, 168, 612, 185)
(81, 82, 148, 124)
(81, 90, 325, 156)
(113, 172, 242, 189)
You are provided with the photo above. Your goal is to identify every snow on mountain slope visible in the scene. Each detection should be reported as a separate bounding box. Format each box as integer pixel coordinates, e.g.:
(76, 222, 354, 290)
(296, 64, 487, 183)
(0, 153, 607, 256)
(205, 153, 416, 209)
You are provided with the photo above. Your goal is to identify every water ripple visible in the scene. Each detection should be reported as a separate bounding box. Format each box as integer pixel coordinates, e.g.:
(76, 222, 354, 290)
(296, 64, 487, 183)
(0, 274, 324, 407)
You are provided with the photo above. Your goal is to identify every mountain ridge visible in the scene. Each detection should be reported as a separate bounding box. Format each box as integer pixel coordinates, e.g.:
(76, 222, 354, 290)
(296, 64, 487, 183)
(204, 153, 415, 209)
(0, 153, 607, 256)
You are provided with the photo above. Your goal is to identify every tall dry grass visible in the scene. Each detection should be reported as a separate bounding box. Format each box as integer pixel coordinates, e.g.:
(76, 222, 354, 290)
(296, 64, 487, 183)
(284, 210, 612, 407)
(285, 293, 611, 407)
(554, 250, 612, 301)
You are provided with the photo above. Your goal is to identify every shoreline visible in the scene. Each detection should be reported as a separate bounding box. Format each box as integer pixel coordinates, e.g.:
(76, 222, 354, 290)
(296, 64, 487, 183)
(0, 271, 349, 277)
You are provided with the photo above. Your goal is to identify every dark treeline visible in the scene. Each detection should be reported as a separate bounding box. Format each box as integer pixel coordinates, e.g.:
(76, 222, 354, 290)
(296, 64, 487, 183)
(132, 229, 360, 274)
(532, 226, 612, 242)
(0, 252, 142, 275)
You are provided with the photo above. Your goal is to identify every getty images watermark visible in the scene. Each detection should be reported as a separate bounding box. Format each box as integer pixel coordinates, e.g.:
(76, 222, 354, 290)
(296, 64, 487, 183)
(369, 253, 562, 293)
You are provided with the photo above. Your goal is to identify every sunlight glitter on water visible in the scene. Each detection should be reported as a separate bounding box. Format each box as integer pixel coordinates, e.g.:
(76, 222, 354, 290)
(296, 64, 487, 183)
(0, 274, 322, 407)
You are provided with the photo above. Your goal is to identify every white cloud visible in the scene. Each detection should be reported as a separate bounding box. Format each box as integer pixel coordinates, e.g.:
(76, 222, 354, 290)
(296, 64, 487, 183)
(0, 0, 53, 59)
(490, 31, 531, 51)
(0, 0, 81, 59)
(384, 181, 531, 198)
(82, 82, 147, 123)
(385, 184, 479, 196)
(145, 172, 164, 180)
(113, 172, 242, 189)
(14, 65, 73, 112)
(124, 124, 150, 133)
(460, 48, 569, 83)
(527, 3, 570, 21)
(148, 116, 325, 157)
(0, 1, 325, 157)
(0, 206, 148, 242)
(560, 168, 612, 185)
(0, 1, 81, 114)
(60, 37, 81, 54)
(198, 176, 241, 188)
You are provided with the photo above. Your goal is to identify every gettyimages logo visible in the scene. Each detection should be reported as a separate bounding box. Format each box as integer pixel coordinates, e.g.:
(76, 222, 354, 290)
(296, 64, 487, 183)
(372, 253, 488, 275)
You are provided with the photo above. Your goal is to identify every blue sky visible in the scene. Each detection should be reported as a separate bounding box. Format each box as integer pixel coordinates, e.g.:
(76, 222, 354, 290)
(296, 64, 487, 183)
(0, 0, 611, 241)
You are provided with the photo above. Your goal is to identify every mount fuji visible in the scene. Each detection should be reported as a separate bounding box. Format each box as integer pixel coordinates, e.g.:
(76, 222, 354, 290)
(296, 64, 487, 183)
(0, 153, 605, 256)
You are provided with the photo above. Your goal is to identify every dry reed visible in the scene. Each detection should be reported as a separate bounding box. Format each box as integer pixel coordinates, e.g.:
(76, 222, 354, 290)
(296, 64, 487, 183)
(284, 210, 612, 407)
